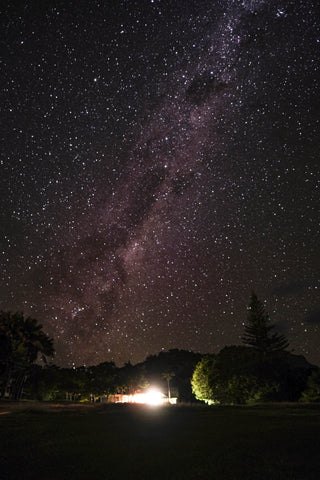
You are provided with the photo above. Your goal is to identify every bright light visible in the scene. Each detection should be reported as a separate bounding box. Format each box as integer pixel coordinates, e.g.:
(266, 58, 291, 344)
(145, 388, 164, 406)
(131, 388, 164, 406)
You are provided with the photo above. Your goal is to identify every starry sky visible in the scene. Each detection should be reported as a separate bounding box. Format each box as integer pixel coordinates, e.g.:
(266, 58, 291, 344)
(1, 0, 319, 367)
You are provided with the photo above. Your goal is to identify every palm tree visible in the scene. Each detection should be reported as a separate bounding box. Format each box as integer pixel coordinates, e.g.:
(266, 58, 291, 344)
(162, 372, 175, 400)
(19, 315, 54, 363)
(0, 311, 54, 399)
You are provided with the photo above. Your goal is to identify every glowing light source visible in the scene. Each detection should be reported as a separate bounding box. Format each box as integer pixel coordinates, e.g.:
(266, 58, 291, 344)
(131, 388, 164, 406)
(145, 388, 164, 406)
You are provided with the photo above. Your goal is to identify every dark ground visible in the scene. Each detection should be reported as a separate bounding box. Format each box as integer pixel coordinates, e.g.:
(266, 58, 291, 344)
(0, 402, 319, 480)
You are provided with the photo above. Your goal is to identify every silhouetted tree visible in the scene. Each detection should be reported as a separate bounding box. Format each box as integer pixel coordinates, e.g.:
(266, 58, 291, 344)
(86, 361, 117, 400)
(25, 364, 61, 401)
(300, 369, 320, 403)
(162, 372, 175, 399)
(242, 292, 289, 355)
(141, 349, 202, 401)
(0, 311, 54, 399)
(117, 362, 149, 394)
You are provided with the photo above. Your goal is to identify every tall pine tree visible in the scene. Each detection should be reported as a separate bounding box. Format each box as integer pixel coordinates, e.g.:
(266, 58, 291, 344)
(242, 292, 289, 355)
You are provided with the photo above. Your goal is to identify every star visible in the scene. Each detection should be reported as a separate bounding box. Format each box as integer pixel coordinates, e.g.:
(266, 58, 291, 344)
(1, 0, 319, 367)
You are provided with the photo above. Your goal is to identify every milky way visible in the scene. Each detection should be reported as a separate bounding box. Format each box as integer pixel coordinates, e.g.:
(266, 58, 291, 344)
(1, 0, 319, 366)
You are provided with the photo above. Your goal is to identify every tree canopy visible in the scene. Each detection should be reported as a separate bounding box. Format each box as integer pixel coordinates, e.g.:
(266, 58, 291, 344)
(191, 355, 216, 404)
(191, 347, 277, 405)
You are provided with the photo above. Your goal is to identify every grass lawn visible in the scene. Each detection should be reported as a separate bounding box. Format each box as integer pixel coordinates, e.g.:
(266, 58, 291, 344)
(0, 402, 319, 480)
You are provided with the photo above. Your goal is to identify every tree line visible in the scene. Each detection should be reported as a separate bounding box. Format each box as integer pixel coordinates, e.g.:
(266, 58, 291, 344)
(191, 292, 320, 404)
(1, 293, 319, 403)
(0, 311, 200, 401)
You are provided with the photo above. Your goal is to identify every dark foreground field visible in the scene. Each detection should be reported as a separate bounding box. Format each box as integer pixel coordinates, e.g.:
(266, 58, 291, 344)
(0, 402, 319, 480)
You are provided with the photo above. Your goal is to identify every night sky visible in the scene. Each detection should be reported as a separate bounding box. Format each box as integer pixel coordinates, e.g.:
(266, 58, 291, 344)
(1, 0, 319, 367)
